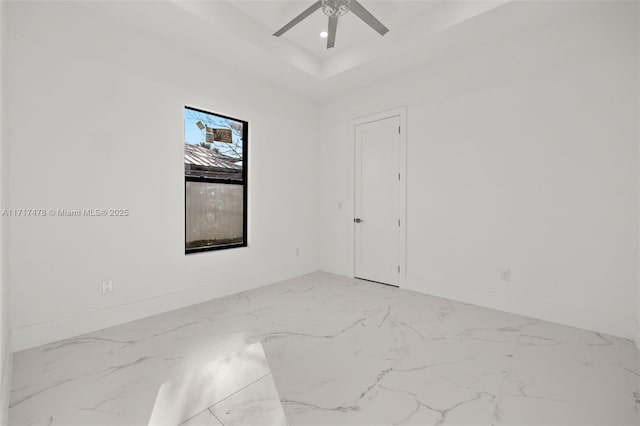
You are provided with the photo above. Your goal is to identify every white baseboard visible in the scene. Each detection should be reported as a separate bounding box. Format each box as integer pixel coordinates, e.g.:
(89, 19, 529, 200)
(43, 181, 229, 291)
(320, 267, 637, 341)
(0, 340, 11, 426)
(11, 263, 318, 352)
(11, 267, 639, 353)
(401, 275, 636, 341)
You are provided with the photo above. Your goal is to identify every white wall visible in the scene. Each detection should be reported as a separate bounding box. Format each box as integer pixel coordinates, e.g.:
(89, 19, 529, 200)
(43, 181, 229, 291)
(320, 1, 639, 339)
(5, 0, 640, 354)
(637, 1, 640, 349)
(0, 0, 10, 422)
(6, 1, 321, 351)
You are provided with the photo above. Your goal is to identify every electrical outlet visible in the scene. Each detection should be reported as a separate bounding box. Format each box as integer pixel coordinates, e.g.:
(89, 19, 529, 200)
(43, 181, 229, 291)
(102, 280, 113, 294)
(500, 268, 511, 282)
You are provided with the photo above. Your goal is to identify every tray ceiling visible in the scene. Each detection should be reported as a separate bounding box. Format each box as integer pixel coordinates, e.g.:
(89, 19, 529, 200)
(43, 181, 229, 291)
(88, 0, 538, 101)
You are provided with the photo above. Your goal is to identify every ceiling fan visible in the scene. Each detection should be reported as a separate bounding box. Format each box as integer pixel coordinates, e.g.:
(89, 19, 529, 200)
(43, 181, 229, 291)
(273, 0, 389, 49)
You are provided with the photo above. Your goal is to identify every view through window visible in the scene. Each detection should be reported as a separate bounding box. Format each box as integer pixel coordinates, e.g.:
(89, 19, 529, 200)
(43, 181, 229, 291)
(184, 106, 247, 253)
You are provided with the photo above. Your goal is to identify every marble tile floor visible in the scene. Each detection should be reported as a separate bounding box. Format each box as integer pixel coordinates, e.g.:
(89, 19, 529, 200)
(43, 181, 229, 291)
(9, 272, 640, 426)
(148, 341, 286, 426)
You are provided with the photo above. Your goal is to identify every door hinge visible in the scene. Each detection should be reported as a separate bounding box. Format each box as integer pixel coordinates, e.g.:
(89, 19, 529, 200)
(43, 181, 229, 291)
(397, 219, 400, 227)
(398, 173, 401, 181)
(397, 265, 400, 273)
(398, 126, 401, 134)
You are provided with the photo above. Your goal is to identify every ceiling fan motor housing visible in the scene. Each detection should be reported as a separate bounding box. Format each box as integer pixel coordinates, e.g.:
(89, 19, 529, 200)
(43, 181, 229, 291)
(273, 0, 388, 49)
(322, 0, 351, 17)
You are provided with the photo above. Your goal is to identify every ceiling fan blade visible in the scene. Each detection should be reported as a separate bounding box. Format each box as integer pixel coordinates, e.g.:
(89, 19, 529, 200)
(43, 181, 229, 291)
(349, 0, 389, 36)
(273, 0, 322, 37)
(327, 16, 338, 49)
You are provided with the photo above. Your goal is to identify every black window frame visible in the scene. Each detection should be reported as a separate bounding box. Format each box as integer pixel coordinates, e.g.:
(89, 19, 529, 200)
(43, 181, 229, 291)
(184, 106, 248, 255)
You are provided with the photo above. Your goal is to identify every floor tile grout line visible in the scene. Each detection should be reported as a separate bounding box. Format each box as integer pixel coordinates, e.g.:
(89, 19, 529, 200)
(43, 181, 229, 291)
(207, 372, 272, 412)
(176, 372, 271, 426)
(178, 408, 212, 426)
(208, 407, 224, 426)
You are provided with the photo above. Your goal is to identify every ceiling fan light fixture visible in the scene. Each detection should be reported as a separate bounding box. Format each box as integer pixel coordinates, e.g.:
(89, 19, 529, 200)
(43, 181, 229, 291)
(321, 0, 351, 18)
(273, 0, 388, 49)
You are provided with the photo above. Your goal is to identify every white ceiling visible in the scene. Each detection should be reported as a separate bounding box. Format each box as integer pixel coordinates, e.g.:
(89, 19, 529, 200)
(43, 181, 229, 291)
(91, 0, 522, 102)
(229, 1, 438, 58)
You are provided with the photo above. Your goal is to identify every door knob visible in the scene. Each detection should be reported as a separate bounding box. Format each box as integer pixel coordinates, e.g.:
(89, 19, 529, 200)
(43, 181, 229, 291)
(354, 218, 362, 223)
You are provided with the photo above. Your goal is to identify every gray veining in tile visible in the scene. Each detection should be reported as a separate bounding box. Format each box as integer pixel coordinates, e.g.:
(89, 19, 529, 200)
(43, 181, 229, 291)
(8, 272, 640, 425)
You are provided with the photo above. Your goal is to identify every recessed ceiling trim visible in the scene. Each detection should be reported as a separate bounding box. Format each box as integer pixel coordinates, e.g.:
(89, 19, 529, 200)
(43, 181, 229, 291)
(320, 0, 512, 79)
(95, 0, 522, 101)
(172, 0, 323, 77)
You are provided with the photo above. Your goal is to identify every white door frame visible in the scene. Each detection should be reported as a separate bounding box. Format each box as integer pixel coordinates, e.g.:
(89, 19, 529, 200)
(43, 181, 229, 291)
(352, 107, 407, 287)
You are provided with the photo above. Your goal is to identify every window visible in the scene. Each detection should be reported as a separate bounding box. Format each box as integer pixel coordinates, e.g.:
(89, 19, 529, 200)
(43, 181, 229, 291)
(184, 106, 248, 253)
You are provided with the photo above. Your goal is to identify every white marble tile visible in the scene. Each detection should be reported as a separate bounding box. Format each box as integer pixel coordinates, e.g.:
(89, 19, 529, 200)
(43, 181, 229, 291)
(374, 337, 512, 419)
(179, 410, 222, 426)
(496, 394, 639, 426)
(210, 373, 286, 426)
(9, 335, 254, 425)
(496, 330, 640, 426)
(148, 342, 271, 426)
(8, 272, 640, 426)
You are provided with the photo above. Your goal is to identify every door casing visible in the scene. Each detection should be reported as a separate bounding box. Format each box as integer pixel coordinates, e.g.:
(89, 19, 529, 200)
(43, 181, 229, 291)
(352, 107, 407, 287)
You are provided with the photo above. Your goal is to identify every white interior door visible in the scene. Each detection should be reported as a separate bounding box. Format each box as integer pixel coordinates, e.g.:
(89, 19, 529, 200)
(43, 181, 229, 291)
(354, 115, 401, 286)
